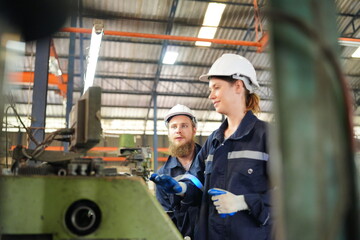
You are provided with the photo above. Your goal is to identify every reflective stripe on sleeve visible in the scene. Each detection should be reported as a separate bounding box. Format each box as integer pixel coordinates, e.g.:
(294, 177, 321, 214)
(228, 150, 269, 161)
(205, 154, 213, 163)
(262, 213, 270, 225)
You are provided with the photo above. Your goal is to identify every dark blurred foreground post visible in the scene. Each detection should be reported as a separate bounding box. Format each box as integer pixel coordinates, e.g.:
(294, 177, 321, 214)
(268, 0, 359, 239)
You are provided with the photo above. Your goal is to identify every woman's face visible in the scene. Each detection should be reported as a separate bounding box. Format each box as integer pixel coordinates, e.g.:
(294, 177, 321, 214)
(208, 77, 244, 115)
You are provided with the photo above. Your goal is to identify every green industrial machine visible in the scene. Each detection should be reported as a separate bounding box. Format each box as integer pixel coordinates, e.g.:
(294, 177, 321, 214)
(0, 4, 182, 240)
(0, 87, 182, 240)
(0, 175, 183, 240)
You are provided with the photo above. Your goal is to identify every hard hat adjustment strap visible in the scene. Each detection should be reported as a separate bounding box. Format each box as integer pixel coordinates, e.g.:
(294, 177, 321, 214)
(232, 74, 252, 85)
(232, 74, 254, 93)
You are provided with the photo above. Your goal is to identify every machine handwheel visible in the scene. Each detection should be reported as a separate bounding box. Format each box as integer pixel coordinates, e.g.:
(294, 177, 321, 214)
(65, 199, 101, 236)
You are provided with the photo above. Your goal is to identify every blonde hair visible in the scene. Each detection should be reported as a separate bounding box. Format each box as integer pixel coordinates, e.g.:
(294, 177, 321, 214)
(245, 91, 261, 114)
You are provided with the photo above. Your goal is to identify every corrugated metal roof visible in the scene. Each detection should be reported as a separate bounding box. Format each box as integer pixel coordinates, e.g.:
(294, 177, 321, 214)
(3, 0, 360, 136)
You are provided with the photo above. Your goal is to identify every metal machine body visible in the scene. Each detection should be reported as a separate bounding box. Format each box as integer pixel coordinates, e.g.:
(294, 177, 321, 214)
(0, 175, 182, 240)
(0, 3, 182, 240)
(119, 147, 152, 180)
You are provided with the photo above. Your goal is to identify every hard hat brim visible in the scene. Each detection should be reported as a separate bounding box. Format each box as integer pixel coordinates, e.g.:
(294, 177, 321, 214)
(165, 112, 194, 123)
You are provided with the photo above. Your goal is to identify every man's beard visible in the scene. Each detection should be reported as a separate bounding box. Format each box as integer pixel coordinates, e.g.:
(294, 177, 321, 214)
(169, 138, 195, 158)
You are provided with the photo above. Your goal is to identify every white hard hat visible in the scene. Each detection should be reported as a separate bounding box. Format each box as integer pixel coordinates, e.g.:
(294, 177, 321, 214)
(164, 104, 197, 128)
(199, 53, 259, 93)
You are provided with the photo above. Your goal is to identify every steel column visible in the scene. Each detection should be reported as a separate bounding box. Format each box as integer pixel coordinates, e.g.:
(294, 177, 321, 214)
(64, 11, 77, 152)
(269, 0, 359, 239)
(65, 10, 77, 127)
(29, 37, 51, 149)
(78, 0, 85, 95)
(149, 0, 179, 171)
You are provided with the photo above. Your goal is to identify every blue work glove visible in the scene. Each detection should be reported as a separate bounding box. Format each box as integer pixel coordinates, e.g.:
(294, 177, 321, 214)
(150, 173, 187, 194)
(208, 188, 248, 218)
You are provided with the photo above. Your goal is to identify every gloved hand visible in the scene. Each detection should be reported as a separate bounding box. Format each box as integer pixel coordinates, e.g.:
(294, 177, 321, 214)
(150, 173, 187, 194)
(208, 188, 248, 217)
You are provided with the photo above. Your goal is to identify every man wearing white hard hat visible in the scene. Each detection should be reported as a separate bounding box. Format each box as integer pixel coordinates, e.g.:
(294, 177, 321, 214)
(150, 104, 203, 239)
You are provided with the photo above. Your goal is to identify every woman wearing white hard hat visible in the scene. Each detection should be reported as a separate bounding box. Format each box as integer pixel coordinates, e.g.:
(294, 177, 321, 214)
(192, 53, 272, 240)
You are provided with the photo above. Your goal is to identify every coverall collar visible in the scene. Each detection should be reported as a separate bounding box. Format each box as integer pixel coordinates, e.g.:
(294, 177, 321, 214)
(166, 155, 182, 169)
(213, 110, 257, 143)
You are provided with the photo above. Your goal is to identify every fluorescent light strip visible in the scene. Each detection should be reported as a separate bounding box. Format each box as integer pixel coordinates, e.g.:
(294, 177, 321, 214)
(203, 3, 226, 27)
(163, 51, 178, 64)
(84, 26, 103, 94)
(352, 47, 360, 58)
(196, 27, 217, 46)
(195, 41, 212, 47)
(196, 3, 226, 47)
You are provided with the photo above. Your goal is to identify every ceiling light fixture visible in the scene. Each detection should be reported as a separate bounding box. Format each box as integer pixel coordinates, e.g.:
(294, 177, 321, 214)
(196, 27, 217, 47)
(352, 47, 360, 58)
(83, 22, 103, 94)
(49, 56, 62, 76)
(163, 51, 179, 64)
(203, 3, 226, 27)
(196, 3, 226, 47)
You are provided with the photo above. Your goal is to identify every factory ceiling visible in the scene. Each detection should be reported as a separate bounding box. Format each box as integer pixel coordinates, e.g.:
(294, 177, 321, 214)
(3, 0, 360, 137)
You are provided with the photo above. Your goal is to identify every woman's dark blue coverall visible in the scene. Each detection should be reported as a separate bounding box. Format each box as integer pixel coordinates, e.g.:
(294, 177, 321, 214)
(193, 111, 272, 240)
